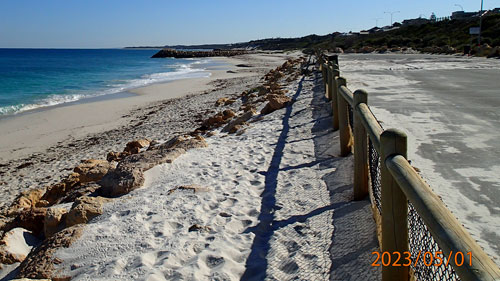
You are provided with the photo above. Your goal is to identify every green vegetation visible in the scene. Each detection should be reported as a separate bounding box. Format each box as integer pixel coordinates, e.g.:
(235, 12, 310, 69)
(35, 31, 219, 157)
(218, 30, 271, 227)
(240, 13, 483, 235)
(258, 14, 500, 55)
(128, 14, 500, 57)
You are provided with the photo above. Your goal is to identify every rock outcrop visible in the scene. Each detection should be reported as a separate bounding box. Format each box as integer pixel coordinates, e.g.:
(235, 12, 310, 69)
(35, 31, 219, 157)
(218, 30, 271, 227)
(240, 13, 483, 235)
(73, 159, 115, 184)
(261, 94, 292, 115)
(16, 225, 83, 280)
(44, 208, 68, 238)
(100, 136, 207, 197)
(65, 196, 109, 227)
(222, 109, 256, 133)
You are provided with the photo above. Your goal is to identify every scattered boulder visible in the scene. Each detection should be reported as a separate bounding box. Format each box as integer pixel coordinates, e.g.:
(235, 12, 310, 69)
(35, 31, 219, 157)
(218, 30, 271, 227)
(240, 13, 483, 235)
(239, 104, 256, 112)
(101, 136, 207, 197)
(74, 159, 115, 184)
(222, 109, 236, 120)
(124, 139, 150, 154)
(59, 182, 101, 203)
(257, 86, 270, 96)
(107, 151, 130, 162)
(224, 99, 236, 105)
(11, 208, 47, 235)
(7, 188, 45, 216)
(40, 183, 68, 206)
(261, 94, 292, 115)
(65, 196, 109, 227)
(215, 97, 228, 106)
(44, 208, 68, 238)
(222, 109, 256, 133)
(0, 228, 39, 264)
(16, 225, 83, 280)
(202, 114, 225, 128)
(229, 124, 243, 134)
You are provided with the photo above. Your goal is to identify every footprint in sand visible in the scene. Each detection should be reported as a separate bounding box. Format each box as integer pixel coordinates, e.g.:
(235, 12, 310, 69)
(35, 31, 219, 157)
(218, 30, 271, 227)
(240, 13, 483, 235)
(205, 255, 225, 269)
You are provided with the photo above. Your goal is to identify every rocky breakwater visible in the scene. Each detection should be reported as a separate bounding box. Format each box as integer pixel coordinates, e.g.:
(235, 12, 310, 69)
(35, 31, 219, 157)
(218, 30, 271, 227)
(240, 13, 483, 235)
(151, 48, 248, 58)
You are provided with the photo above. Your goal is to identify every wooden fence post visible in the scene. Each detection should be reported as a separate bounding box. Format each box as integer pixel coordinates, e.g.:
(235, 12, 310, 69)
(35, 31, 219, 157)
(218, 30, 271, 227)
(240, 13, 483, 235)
(325, 63, 330, 100)
(321, 62, 327, 93)
(327, 63, 333, 101)
(331, 65, 340, 130)
(336, 77, 352, 157)
(380, 129, 409, 281)
(353, 90, 369, 200)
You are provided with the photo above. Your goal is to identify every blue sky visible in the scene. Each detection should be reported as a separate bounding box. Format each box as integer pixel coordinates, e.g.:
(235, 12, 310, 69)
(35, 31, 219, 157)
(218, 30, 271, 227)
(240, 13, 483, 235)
(0, 0, 497, 48)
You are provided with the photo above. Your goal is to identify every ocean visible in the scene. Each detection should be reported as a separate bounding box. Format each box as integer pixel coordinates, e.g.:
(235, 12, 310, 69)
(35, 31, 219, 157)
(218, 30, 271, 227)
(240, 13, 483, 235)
(0, 49, 211, 115)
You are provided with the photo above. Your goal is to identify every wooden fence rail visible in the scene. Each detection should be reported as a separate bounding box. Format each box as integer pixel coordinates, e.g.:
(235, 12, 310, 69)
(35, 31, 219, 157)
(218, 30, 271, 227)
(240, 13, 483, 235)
(319, 54, 500, 281)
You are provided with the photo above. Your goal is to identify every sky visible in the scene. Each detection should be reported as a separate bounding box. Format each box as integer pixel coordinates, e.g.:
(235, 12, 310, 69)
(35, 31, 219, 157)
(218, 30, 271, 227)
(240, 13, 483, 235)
(0, 0, 498, 48)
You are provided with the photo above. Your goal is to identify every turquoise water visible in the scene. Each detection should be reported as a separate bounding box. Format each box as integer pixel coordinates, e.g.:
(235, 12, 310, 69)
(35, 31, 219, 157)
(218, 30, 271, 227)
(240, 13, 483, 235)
(0, 49, 210, 115)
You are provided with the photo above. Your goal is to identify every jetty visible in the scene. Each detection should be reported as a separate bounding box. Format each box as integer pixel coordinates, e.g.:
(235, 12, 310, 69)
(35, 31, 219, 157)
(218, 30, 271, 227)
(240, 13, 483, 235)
(151, 48, 248, 58)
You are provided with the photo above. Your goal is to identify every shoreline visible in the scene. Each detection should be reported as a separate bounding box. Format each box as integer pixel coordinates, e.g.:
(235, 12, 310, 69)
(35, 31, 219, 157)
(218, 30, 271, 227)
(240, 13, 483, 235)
(0, 57, 245, 163)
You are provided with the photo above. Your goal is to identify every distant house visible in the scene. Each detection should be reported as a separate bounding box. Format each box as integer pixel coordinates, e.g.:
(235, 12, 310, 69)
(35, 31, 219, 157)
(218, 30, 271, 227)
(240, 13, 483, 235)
(484, 8, 500, 16)
(451, 11, 478, 19)
(402, 18, 430, 26)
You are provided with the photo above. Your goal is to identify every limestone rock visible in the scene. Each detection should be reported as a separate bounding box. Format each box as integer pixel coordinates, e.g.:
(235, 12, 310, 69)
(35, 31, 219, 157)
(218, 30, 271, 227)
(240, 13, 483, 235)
(222, 109, 256, 133)
(40, 183, 67, 206)
(239, 104, 256, 112)
(65, 196, 109, 227)
(215, 97, 228, 106)
(11, 208, 47, 235)
(74, 159, 115, 183)
(261, 94, 291, 115)
(59, 182, 101, 203)
(7, 188, 45, 216)
(229, 124, 243, 134)
(222, 109, 236, 120)
(106, 151, 131, 162)
(99, 165, 146, 197)
(124, 139, 150, 154)
(16, 225, 83, 279)
(224, 99, 236, 105)
(257, 86, 270, 96)
(44, 208, 68, 238)
(0, 228, 39, 264)
(101, 136, 207, 197)
(202, 114, 225, 128)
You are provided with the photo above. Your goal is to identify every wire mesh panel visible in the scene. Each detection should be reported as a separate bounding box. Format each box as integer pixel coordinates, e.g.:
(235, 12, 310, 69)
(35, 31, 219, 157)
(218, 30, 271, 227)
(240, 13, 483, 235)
(368, 139, 382, 214)
(347, 103, 354, 130)
(408, 202, 461, 281)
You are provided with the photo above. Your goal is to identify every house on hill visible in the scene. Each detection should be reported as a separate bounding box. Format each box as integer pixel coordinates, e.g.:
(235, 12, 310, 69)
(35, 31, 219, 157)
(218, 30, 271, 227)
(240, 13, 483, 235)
(402, 17, 430, 26)
(451, 11, 478, 19)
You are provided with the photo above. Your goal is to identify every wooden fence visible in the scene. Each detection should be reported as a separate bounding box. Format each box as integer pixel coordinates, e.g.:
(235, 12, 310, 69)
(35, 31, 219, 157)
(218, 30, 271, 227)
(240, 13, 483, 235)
(318, 54, 500, 281)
